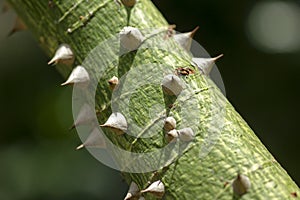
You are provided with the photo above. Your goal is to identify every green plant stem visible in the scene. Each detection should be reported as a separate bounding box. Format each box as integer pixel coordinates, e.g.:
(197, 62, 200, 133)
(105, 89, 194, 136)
(7, 0, 299, 199)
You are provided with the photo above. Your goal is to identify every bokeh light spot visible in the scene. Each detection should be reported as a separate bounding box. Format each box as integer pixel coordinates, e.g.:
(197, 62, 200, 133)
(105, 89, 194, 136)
(247, 1, 300, 53)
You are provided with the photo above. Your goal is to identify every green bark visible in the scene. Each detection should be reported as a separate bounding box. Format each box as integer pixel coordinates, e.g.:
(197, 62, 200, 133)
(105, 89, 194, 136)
(7, 0, 299, 199)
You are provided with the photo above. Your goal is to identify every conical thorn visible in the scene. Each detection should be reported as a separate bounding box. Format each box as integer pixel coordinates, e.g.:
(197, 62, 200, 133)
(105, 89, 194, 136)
(189, 26, 199, 38)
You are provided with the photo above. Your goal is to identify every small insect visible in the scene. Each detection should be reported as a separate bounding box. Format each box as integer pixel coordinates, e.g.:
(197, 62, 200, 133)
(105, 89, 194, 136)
(175, 67, 195, 76)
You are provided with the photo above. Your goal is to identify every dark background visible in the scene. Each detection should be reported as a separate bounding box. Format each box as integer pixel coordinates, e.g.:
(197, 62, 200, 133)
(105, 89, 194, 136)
(0, 0, 299, 199)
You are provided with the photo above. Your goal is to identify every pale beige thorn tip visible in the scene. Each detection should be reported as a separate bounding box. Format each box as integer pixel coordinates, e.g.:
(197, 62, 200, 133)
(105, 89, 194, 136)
(76, 144, 84, 150)
(213, 53, 224, 61)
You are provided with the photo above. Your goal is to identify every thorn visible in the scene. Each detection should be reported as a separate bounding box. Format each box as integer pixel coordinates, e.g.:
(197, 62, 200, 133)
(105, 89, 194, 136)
(213, 54, 224, 61)
(164, 116, 176, 132)
(189, 26, 199, 38)
(232, 174, 251, 196)
(108, 76, 119, 90)
(48, 44, 74, 66)
(124, 182, 140, 200)
(140, 180, 165, 198)
(8, 17, 27, 36)
(76, 144, 84, 150)
(177, 127, 195, 142)
(100, 112, 127, 135)
(161, 74, 184, 96)
(191, 53, 224, 76)
(165, 129, 178, 143)
(61, 66, 90, 86)
(60, 82, 71, 86)
(120, 26, 144, 51)
(173, 27, 199, 51)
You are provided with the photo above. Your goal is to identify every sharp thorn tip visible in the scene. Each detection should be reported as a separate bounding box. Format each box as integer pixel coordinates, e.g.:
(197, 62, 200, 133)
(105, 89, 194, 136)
(190, 26, 200, 38)
(76, 144, 84, 150)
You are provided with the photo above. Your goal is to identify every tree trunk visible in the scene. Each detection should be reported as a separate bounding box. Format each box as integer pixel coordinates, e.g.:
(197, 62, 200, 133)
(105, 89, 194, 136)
(7, 0, 299, 199)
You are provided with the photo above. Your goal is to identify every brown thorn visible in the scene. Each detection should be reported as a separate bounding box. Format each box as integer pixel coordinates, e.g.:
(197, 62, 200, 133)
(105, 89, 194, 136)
(189, 26, 199, 38)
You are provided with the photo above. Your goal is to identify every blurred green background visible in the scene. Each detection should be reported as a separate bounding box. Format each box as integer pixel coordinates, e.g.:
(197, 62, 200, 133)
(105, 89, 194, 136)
(0, 0, 299, 199)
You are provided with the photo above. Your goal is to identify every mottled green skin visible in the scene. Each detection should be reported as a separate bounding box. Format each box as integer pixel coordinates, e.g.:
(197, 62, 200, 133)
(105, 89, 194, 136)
(8, 0, 299, 199)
